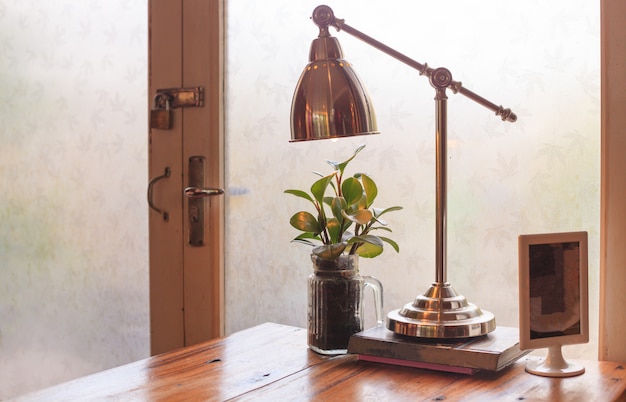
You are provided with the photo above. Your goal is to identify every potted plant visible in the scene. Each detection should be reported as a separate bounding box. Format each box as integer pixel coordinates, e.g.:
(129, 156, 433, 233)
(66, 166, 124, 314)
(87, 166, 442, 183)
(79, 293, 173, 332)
(285, 144, 402, 354)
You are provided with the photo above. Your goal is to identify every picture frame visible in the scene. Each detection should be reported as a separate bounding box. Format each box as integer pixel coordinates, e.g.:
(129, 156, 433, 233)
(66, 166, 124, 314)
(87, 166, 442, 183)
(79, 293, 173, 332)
(518, 231, 589, 377)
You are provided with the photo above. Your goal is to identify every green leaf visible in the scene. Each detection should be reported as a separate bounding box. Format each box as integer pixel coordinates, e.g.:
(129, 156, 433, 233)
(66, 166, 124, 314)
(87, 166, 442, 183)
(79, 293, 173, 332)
(373, 205, 403, 217)
(284, 189, 314, 204)
(380, 236, 400, 253)
(354, 242, 384, 258)
(326, 218, 341, 243)
(357, 194, 368, 210)
(322, 196, 333, 207)
(293, 232, 320, 242)
(348, 235, 384, 258)
(372, 217, 387, 226)
(348, 234, 383, 247)
(360, 173, 378, 207)
(289, 211, 320, 233)
(313, 243, 347, 260)
(339, 229, 353, 241)
(330, 196, 347, 221)
(342, 209, 373, 225)
(342, 177, 363, 206)
(370, 226, 392, 233)
(310, 173, 335, 204)
(327, 143, 366, 175)
(290, 231, 322, 247)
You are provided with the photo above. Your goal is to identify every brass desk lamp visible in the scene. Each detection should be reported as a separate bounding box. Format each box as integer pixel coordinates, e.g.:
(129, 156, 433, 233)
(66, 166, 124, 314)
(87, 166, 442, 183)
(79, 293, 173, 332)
(291, 5, 517, 338)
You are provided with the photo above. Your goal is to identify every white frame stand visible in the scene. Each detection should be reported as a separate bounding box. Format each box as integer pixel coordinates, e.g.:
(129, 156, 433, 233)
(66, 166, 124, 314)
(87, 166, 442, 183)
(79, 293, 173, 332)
(525, 345, 585, 377)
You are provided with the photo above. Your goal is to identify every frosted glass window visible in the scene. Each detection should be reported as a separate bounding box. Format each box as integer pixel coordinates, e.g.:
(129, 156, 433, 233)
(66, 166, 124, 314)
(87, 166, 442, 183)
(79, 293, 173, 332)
(225, 0, 599, 359)
(0, 0, 149, 397)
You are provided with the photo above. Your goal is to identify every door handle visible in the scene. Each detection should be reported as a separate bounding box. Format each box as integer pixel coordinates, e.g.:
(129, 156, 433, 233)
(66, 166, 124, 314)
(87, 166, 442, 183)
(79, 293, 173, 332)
(184, 187, 224, 198)
(185, 156, 224, 246)
(147, 167, 171, 221)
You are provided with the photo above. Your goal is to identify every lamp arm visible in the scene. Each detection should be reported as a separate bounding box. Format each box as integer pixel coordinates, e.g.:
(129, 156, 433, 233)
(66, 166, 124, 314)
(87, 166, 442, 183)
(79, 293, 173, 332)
(320, 9, 517, 123)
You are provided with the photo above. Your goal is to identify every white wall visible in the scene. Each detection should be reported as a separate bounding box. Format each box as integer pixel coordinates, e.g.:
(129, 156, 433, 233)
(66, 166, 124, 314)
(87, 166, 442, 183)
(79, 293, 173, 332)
(0, 1, 149, 398)
(225, 0, 600, 360)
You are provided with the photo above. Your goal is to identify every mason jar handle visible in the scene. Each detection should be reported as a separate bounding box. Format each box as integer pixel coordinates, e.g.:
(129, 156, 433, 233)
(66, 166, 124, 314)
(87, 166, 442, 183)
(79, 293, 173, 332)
(363, 275, 384, 326)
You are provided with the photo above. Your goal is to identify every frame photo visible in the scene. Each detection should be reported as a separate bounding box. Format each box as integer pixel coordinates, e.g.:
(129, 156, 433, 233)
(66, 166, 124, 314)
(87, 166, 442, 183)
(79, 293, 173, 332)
(518, 231, 589, 377)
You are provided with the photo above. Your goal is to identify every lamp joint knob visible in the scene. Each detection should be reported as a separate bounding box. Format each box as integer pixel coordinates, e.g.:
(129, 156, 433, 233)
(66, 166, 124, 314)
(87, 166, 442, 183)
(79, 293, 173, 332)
(430, 67, 453, 89)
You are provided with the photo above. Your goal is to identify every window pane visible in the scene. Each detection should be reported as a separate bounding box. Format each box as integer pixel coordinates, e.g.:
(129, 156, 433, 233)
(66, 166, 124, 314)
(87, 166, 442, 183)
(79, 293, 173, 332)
(225, 0, 599, 360)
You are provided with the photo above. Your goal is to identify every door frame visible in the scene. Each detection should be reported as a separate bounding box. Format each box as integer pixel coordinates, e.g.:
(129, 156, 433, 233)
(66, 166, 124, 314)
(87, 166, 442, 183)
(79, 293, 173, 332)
(599, 0, 626, 362)
(148, 0, 225, 355)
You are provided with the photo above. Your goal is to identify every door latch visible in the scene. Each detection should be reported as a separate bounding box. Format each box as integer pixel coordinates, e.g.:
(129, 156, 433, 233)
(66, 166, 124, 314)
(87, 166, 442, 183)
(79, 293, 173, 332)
(150, 87, 205, 130)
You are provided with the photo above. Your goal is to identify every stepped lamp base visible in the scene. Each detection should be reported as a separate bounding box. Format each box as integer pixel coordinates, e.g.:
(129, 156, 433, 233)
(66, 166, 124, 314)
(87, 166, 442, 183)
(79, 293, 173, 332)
(387, 282, 496, 339)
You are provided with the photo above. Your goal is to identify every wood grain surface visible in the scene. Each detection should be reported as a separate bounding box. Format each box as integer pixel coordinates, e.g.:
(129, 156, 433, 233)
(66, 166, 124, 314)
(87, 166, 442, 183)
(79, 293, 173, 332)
(16, 323, 626, 401)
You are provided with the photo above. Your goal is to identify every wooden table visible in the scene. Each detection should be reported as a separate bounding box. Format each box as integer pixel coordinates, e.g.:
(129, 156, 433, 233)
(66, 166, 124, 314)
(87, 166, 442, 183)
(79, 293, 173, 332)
(16, 323, 626, 401)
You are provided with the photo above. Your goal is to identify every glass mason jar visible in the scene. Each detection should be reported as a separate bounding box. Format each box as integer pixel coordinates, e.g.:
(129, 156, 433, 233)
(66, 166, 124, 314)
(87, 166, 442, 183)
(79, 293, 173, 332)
(308, 253, 383, 355)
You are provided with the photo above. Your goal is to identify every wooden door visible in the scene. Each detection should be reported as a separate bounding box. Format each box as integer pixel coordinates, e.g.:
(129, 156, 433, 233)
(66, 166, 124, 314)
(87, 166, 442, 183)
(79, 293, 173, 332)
(148, 0, 224, 355)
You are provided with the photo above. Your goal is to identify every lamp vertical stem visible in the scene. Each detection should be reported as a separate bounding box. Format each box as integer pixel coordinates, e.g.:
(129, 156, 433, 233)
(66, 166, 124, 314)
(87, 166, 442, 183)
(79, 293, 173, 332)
(388, 78, 495, 337)
(435, 89, 448, 284)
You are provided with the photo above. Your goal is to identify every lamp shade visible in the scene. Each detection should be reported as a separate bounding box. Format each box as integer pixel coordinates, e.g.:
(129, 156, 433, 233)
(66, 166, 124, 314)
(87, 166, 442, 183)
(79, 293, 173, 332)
(290, 35, 379, 141)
